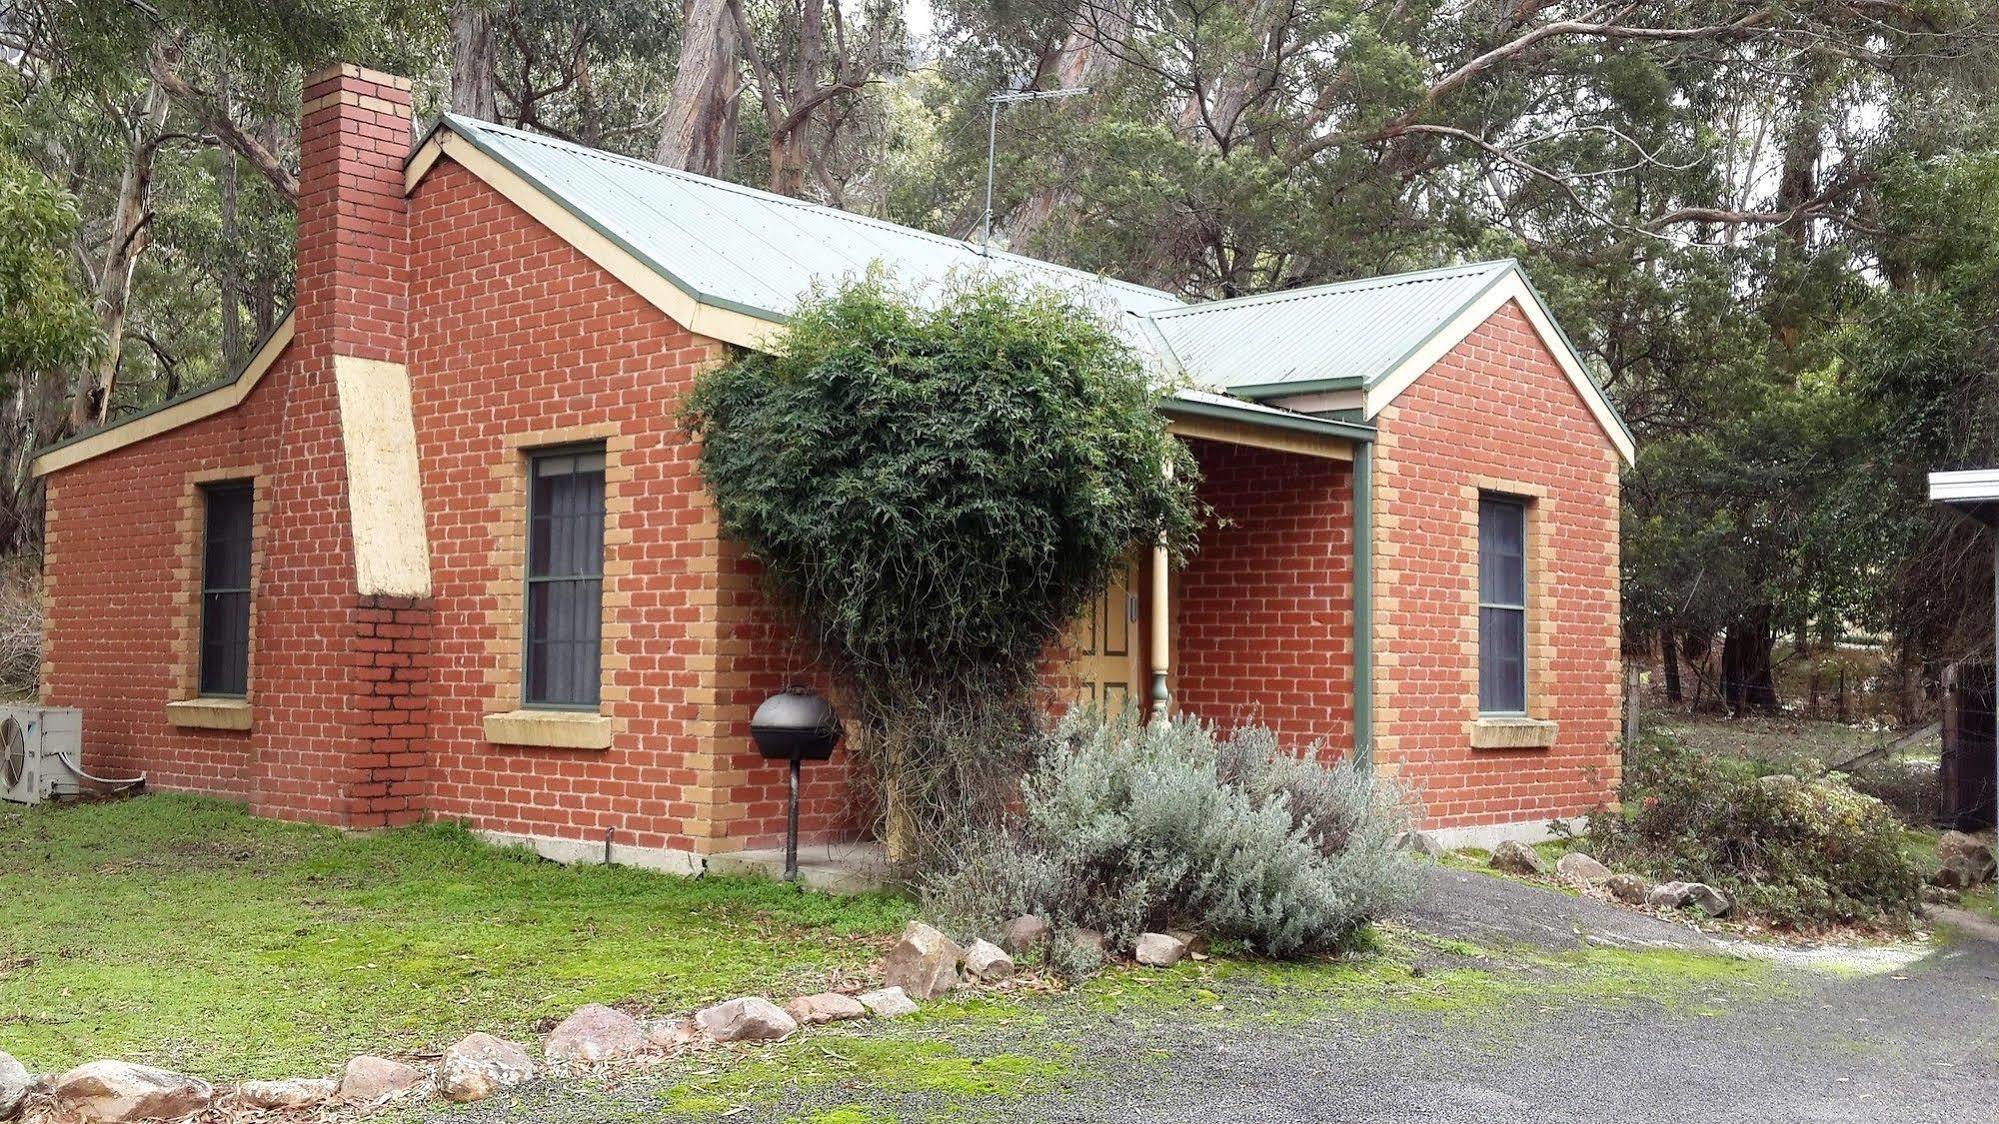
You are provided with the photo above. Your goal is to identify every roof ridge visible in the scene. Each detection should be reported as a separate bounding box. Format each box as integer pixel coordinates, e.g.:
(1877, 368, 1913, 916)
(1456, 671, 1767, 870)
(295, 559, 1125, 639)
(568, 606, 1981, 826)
(1151, 259, 1516, 321)
(443, 115, 1182, 304)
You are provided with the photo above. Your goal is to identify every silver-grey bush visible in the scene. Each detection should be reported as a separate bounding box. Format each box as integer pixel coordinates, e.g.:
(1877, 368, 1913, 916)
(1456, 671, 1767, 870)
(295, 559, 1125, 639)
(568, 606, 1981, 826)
(925, 714, 1418, 962)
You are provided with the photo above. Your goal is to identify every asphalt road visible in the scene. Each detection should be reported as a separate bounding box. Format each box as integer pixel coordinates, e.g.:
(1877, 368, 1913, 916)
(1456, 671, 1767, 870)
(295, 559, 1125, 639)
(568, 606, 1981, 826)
(425, 870, 1999, 1124)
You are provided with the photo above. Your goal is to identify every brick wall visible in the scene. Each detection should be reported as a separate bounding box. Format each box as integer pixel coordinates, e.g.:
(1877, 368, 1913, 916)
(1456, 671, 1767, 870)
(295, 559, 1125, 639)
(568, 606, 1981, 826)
(1175, 439, 1356, 754)
(1370, 301, 1622, 830)
(405, 158, 852, 857)
(41, 382, 284, 799)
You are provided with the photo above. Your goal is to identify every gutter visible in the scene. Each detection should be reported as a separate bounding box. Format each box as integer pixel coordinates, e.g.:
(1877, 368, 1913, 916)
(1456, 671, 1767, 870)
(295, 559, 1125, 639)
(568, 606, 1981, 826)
(1156, 395, 1379, 445)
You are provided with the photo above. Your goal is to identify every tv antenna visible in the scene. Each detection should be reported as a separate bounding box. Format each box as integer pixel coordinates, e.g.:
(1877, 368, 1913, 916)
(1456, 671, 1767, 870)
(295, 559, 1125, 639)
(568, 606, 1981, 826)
(980, 86, 1090, 255)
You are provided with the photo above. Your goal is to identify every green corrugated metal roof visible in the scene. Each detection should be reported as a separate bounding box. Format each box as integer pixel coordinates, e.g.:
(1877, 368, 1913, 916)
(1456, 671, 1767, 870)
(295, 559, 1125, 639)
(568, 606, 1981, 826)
(441, 116, 1186, 326)
(1144, 261, 1516, 395)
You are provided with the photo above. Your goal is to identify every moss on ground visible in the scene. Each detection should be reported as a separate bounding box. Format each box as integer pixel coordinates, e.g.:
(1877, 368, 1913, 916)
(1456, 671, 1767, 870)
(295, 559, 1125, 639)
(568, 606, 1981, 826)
(0, 795, 914, 1079)
(6, 794, 1790, 1121)
(1076, 925, 1774, 1026)
(616, 928, 1776, 1121)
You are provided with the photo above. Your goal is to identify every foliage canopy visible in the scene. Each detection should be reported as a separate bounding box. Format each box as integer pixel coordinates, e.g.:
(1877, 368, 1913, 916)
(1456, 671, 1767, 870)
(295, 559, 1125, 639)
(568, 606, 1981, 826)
(685, 274, 1200, 856)
(686, 273, 1199, 697)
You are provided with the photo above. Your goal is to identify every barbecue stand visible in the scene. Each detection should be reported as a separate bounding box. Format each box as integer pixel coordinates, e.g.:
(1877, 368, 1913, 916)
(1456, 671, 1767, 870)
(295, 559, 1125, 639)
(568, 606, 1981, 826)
(749, 688, 842, 882)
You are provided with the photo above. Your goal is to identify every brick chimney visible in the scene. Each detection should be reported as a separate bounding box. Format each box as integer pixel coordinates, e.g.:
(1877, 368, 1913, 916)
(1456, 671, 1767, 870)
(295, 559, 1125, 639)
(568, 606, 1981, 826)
(249, 63, 431, 831)
(296, 63, 412, 362)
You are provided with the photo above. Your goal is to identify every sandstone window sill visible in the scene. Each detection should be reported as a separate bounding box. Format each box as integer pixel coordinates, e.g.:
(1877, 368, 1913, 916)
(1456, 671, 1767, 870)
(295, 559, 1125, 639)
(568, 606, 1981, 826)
(483, 709, 613, 750)
(1469, 716, 1558, 750)
(165, 698, 253, 731)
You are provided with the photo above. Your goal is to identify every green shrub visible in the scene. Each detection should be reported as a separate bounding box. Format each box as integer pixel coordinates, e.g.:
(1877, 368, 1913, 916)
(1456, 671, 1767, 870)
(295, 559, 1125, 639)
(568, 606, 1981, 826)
(924, 714, 1417, 965)
(684, 273, 1201, 861)
(1569, 738, 1924, 928)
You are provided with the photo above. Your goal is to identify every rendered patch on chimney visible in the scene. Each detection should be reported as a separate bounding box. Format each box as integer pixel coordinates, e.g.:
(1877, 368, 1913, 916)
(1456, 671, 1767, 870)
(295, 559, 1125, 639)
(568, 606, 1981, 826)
(332, 355, 432, 598)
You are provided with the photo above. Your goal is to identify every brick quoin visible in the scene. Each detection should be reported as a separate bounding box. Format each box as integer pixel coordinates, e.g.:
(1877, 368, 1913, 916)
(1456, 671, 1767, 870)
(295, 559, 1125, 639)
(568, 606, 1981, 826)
(1369, 302, 1623, 832)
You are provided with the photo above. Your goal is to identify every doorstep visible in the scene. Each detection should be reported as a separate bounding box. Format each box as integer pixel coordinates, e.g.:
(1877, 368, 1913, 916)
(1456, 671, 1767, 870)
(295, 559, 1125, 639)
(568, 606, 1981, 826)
(703, 841, 891, 895)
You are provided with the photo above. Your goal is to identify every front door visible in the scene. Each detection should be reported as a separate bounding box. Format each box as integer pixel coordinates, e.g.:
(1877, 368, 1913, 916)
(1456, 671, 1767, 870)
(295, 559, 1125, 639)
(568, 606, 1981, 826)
(1068, 553, 1141, 711)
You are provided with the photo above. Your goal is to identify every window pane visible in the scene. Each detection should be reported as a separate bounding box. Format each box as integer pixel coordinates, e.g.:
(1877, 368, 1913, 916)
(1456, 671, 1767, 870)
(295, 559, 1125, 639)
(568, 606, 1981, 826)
(203, 486, 253, 590)
(1480, 606, 1526, 712)
(199, 591, 250, 695)
(199, 484, 253, 696)
(525, 448, 605, 708)
(1478, 498, 1525, 606)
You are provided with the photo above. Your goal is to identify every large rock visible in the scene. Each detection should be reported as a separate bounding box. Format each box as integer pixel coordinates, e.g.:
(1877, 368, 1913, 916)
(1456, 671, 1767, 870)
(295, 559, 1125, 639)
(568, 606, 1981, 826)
(54, 1061, 214, 1122)
(1554, 852, 1612, 885)
(883, 921, 964, 999)
(339, 1056, 425, 1103)
(1934, 832, 1997, 889)
(437, 1033, 536, 1103)
(236, 1078, 337, 1110)
(1605, 873, 1647, 905)
(1685, 883, 1733, 917)
(544, 1003, 646, 1064)
(695, 997, 797, 1043)
(1938, 829, 1996, 868)
(0, 1051, 29, 1121)
(999, 915, 1050, 956)
(1134, 932, 1190, 968)
(785, 992, 868, 1026)
(1490, 840, 1546, 876)
(1394, 831, 1446, 858)
(856, 987, 918, 1018)
(1646, 881, 1696, 909)
(962, 939, 1015, 982)
(1644, 881, 1730, 916)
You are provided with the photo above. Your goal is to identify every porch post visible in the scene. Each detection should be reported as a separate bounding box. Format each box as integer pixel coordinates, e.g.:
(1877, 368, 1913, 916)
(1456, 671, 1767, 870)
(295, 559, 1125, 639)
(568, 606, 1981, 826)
(1150, 460, 1173, 720)
(1352, 441, 1373, 768)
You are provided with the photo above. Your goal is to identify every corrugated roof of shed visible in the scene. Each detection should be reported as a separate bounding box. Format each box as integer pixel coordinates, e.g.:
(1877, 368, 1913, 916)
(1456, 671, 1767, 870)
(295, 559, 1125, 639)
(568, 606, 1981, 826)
(442, 115, 1186, 325)
(1144, 260, 1517, 393)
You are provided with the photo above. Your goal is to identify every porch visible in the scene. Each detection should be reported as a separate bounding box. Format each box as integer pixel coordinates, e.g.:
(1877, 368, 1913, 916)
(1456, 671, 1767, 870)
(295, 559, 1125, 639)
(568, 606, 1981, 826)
(1064, 392, 1373, 757)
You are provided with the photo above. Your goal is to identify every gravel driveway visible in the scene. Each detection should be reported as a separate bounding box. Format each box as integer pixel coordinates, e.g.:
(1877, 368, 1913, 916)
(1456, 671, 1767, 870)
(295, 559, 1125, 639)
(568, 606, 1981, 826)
(417, 870, 1999, 1124)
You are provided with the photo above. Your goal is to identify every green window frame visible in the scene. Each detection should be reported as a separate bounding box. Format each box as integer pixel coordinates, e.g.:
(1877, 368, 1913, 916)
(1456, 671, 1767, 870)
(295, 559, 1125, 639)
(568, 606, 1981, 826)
(523, 445, 606, 709)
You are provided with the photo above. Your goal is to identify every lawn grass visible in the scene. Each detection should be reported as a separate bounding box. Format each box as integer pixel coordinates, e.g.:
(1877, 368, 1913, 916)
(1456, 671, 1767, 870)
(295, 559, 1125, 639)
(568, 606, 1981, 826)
(2, 794, 914, 1081)
(1649, 713, 1923, 773)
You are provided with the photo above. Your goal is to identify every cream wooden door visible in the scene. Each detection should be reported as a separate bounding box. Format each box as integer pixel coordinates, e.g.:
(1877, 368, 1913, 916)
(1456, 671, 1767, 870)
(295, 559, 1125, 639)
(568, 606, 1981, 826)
(1067, 554, 1141, 711)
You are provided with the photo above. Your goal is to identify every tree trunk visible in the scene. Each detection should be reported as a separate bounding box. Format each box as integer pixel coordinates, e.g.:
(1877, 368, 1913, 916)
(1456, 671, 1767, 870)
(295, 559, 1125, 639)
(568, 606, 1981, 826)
(1005, 2, 1131, 248)
(217, 67, 244, 369)
(654, 0, 740, 176)
(451, 2, 500, 121)
(1660, 625, 1682, 704)
(73, 81, 169, 431)
(1720, 607, 1781, 715)
(768, 131, 807, 196)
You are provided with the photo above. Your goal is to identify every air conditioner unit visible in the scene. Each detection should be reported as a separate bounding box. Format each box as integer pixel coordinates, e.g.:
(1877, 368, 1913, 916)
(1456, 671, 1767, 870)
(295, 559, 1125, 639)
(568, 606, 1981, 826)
(0, 706, 89, 806)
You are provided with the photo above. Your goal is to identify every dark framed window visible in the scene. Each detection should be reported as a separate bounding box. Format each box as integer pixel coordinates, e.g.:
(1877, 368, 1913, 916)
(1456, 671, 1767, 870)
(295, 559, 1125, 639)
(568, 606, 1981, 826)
(524, 446, 606, 708)
(1478, 494, 1528, 714)
(198, 482, 254, 697)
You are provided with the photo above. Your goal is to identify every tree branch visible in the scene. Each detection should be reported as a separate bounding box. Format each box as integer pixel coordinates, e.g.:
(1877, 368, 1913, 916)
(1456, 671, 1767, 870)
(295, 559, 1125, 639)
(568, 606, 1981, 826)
(148, 50, 299, 203)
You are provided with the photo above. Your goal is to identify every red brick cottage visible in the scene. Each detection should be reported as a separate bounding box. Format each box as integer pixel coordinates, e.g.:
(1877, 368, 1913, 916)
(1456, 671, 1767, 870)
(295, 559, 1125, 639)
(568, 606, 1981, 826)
(32, 65, 1633, 867)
